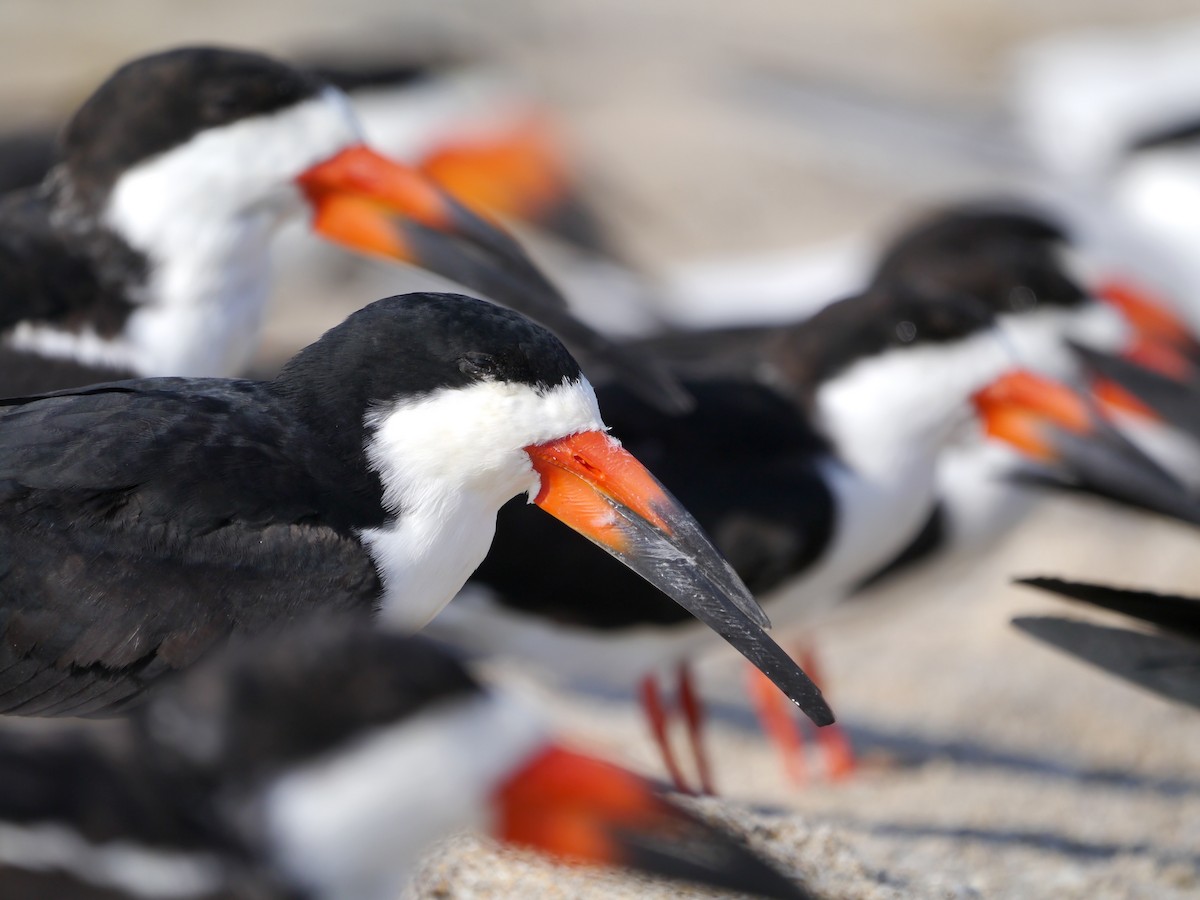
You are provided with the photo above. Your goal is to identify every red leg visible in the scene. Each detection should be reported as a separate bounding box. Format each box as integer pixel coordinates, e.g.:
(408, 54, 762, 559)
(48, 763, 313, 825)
(798, 646, 856, 780)
(639, 673, 690, 793)
(744, 662, 807, 785)
(677, 662, 716, 795)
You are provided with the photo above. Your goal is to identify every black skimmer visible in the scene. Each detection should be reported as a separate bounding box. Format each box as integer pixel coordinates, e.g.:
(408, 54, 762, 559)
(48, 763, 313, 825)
(0, 291, 826, 724)
(851, 202, 1200, 585)
(0, 46, 684, 410)
(0, 617, 810, 899)
(0, 53, 615, 257)
(432, 285, 1102, 791)
(1014, 577, 1200, 712)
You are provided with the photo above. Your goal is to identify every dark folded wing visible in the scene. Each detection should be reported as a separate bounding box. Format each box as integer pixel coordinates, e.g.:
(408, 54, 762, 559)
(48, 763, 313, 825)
(0, 380, 382, 716)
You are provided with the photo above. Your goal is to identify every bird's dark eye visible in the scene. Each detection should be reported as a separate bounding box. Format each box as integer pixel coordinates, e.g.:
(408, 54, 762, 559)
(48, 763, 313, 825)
(459, 352, 500, 379)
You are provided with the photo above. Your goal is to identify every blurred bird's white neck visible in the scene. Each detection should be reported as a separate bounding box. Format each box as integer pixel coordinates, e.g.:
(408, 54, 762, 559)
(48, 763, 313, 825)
(121, 216, 278, 377)
(815, 331, 1012, 477)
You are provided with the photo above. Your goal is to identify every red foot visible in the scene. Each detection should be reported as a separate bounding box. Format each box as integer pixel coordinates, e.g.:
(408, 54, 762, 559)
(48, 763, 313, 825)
(677, 662, 715, 795)
(744, 663, 808, 785)
(639, 673, 691, 793)
(798, 645, 856, 780)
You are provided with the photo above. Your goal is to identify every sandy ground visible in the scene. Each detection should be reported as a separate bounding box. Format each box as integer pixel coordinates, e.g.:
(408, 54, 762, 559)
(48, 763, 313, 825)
(1, 2, 1200, 897)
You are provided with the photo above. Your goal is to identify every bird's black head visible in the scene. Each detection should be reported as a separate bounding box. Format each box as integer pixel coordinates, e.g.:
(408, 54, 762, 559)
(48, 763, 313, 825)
(871, 202, 1086, 316)
(57, 46, 326, 210)
(137, 616, 480, 786)
(271, 292, 585, 460)
(771, 286, 997, 406)
(277, 291, 581, 402)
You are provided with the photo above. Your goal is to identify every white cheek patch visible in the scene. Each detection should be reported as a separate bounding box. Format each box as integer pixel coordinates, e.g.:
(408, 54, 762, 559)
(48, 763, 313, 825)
(364, 376, 604, 511)
(83, 89, 365, 377)
(358, 376, 605, 628)
(106, 87, 362, 251)
(262, 691, 547, 900)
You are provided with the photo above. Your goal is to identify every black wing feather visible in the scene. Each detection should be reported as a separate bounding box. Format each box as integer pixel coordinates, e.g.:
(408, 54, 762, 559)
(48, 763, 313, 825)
(1016, 576, 1200, 641)
(0, 380, 382, 715)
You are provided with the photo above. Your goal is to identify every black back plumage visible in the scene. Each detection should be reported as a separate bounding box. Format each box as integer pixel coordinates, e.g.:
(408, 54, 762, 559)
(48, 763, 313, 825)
(0, 189, 141, 341)
(0, 730, 222, 851)
(0, 292, 576, 716)
(0, 377, 384, 716)
(139, 617, 480, 785)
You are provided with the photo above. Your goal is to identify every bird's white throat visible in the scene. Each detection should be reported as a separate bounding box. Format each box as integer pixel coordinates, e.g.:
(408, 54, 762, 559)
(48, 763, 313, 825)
(359, 375, 604, 630)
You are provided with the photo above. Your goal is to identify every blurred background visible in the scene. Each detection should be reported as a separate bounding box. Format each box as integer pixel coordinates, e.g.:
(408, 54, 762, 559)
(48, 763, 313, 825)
(4, 2, 1200, 897)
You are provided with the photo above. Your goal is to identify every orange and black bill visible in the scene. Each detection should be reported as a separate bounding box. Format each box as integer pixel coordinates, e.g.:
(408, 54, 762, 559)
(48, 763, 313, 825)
(296, 144, 690, 414)
(1013, 575, 1200, 708)
(1017, 576, 1200, 639)
(1013, 615, 1200, 710)
(416, 112, 618, 257)
(525, 429, 833, 726)
(973, 369, 1200, 526)
(495, 744, 812, 899)
(1071, 342, 1200, 443)
(1096, 278, 1200, 365)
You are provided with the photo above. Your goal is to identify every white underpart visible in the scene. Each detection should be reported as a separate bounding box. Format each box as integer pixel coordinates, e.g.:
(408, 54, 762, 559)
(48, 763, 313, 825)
(1011, 20, 1200, 183)
(11, 88, 364, 377)
(934, 440, 1039, 561)
(1011, 20, 1200, 326)
(0, 821, 225, 898)
(360, 376, 604, 631)
(1113, 150, 1200, 317)
(263, 691, 547, 900)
